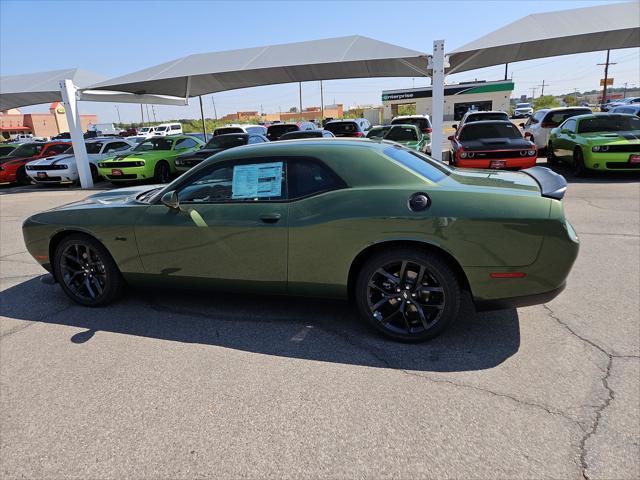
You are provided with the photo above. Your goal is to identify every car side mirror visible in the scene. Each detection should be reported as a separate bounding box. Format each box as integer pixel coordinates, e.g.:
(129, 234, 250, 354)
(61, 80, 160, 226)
(452, 124, 458, 130)
(161, 190, 180, 210)
(447, 135, 454, 141)
(560, 129, 568, 134)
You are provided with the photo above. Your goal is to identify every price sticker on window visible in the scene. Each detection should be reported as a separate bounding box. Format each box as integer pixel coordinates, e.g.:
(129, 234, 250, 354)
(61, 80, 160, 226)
(232, 162, 283, 199)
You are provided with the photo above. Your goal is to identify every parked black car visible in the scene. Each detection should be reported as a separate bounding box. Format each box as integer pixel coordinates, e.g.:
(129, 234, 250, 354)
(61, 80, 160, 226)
(174, 133, 268, 172)
(323, 119, 369, 137)
(279, 129, 335, 140)
(266, 122, 316, 141)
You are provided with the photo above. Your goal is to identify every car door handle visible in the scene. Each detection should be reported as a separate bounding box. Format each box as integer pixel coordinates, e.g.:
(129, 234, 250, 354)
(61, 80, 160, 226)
(259, 214, 281, 224)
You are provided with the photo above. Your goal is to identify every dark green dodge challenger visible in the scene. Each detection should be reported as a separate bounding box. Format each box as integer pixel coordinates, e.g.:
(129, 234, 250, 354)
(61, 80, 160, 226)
(23, 139, 579, 341)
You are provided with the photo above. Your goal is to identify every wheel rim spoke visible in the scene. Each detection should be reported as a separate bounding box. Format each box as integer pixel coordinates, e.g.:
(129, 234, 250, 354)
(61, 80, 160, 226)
(414, 304, 430, 330)
(60, 243, 106, 302)
(375, 268, 400, 284)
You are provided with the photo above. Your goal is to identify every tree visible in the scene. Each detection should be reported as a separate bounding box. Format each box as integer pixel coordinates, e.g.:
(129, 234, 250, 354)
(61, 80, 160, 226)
(533, 95, 560, 110)
(564, 96, 578, 107)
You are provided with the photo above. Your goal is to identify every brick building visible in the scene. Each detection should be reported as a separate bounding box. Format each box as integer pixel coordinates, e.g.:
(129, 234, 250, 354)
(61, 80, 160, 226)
(0, 103, 97, 140)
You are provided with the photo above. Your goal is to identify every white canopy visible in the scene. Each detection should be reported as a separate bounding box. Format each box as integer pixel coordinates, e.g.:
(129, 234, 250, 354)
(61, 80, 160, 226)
(448, 1, 640, 74)
(0, 68, 105, 111)
(87, 35, 429, 98)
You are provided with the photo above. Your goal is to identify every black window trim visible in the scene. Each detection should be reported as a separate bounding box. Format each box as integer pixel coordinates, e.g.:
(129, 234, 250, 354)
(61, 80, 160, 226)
(162, 155, 348, 206)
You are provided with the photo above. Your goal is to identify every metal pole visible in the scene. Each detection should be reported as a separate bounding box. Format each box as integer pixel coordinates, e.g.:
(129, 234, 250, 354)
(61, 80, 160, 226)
(146, 104, 151, 124)
(115, 105, 121, 124)
(320, 80, 324, 125)
(140, 104, 144, 126)
(199, 95, 207, 137)
(211, 94, 218, 120)
(60, 79, 93, 188)
(152, 105, 157, 122)
(504, 63, 509, 81)
(299, 82, 303, 121)
(429, 40, 446, 162)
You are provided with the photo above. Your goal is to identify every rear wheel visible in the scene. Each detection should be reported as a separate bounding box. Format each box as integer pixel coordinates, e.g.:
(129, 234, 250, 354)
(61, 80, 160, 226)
(53, 234, 123, 306)
(90, 164, 99, 183)
(154, 161, 171, 183)
(547, 142, 558, 165)
(573, 148, 587, 177)
(355, 248, 461, 342)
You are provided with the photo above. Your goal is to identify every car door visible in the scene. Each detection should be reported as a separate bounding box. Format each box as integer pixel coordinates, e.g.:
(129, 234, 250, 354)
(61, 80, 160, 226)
(134, 157, 288, 293)
(555, 119, 577, 159)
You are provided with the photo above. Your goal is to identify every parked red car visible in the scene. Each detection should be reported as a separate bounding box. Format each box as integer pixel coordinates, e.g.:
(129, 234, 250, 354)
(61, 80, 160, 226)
(448, 120, 537, 170)
(0, 141, 70, 185)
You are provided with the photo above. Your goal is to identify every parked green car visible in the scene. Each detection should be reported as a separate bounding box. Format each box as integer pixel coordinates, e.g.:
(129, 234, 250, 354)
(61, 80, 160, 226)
(366, 125, 430, 153)
(0, 142, 19, 157)
(98, 135, 204, 184)
(23, 139, 579, 342)
(548, 113, 640, 175)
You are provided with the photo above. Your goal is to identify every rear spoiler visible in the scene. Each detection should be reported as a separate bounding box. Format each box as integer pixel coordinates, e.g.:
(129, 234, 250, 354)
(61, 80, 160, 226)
(522, 166, 567, 200)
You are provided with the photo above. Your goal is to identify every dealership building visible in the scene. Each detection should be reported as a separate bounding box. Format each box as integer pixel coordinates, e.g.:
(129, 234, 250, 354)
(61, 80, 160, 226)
(0, 102, 97, 140)
(382, 80, 514, 121)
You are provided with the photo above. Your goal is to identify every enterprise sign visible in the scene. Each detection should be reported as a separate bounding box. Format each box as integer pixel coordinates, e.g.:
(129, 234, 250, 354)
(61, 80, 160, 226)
(382, 82, 515, 102)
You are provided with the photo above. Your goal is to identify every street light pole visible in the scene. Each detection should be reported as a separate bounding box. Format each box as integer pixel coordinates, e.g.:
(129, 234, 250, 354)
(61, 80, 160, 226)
(199, 95, 207, 137)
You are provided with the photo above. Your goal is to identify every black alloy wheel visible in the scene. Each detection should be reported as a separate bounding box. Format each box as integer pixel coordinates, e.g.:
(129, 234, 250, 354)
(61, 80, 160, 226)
(573, 148, 587, 177)
(154, 161, 171, 183)
(16, 166, 30, 185)
(53, 234, 123, 306)
(356, 249, 461, 342)
(90, 164, 99, 183)
(547, 142, 558, 165)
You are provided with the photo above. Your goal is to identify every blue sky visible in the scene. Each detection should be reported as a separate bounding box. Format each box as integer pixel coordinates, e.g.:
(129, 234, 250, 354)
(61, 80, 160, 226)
(1, 0, 638, 123)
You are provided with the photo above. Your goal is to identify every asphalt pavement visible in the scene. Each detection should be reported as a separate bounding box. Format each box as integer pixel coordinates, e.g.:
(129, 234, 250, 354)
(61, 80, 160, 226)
(1, 161, 638, 479)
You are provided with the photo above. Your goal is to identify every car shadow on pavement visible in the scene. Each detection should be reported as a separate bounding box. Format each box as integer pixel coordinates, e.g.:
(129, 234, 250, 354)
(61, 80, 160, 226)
(1, 276, 521, 373)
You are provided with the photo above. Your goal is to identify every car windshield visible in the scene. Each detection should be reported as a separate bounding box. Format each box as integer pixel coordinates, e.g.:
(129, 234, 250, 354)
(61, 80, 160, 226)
(3, 143, 44, 158)
(85, 142, 103, 154)
(267, 124, 298, 140)
(385, 126, 419, 142)
(205, 134, 247, 149)
(155, 126, 167, 131)
(460, 123, 522, 141)
(383, 146, 450, 182)
(578, 115, 640, 133)
(133, 138, 174, 151)
(0, 145, 16, 156)
(366, 127, 391, 139)
(391, 117, 431, 130)
(324, 122, 358, 135)
(214, 127, 244, 136)
(280, 131, 322, 139)
(516, 103, 531, 108)
(139, 128, 151, 133)
(543, 109, 591, 127)
(467, 113, 509, 122)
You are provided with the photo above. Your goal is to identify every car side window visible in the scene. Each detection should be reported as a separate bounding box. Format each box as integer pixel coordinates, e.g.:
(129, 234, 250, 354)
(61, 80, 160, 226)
(247, 135, 265, 144)
(563, 119, 576, 133)
(46, 144, 68, 155)
(287, 159, 346, 199)
(177, 160, 285, 204)
(175, 138, 197, 149)
(105, 142, 131, 153)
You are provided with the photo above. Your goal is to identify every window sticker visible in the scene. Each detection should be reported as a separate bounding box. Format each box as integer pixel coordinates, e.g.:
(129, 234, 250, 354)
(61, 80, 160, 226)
(232, 162, 283, 199)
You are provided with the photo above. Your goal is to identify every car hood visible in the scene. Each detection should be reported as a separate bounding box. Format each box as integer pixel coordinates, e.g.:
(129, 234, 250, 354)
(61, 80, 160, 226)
(27, 154, 75, 166)
(101, 151, 171, 162)
(0, 155, 35, 166)
(50, 185, 164, 211)
(459, 138, 532, 151)
(446, 168, 540, 195)
(579, 131, 640, 144)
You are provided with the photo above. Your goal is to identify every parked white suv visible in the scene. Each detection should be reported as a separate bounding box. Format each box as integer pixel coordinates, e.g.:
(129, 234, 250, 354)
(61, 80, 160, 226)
(513, 103, 533, 118)
(153, 123, 183, 136)
(522, 107, 592, 151)
(137, 126, 156, 137)
(25, 138, 135, 184)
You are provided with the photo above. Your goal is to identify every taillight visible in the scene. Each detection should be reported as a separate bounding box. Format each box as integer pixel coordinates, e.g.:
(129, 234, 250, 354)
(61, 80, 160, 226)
(354, 132, 364, 137)
(423, 128, 432, 134)
(541, 122, 555, 128)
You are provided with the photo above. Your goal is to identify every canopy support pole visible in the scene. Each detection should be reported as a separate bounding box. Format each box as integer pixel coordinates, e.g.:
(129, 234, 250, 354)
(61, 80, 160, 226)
(429, 40, 446, 162)
(59, 79, 93, 189)
(299, 82, 303, 122)
(320, 80, 324, 125)
(199, 96, 207, 137)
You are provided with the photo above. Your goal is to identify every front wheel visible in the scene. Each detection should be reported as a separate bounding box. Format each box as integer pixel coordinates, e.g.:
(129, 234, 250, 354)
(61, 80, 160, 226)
(154, 161, 171, 183)
(90, 164, 99, 183)
(355, 248, 461, 342)
(573, 148, 587, 177)
(16, 166, 30, 185)
(53, 234, 123, 306)
(547, 142, 558, 165)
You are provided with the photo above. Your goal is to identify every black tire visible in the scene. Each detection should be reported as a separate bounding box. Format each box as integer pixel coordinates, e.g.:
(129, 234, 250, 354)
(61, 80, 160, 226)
(16, 166, 30, 185)
(355, 248, 461, 342)
(53, 233, 123, 307)
(547, 142, 558, 165)
(90, 164, 99, 183)
(153, 161, 171, 183)
(573, 148, 587, 177)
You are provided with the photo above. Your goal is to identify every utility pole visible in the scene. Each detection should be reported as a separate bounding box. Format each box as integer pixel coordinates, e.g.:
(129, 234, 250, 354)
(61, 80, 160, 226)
(152, 105, 157, 123)
(199, 96, 207, 137)
(320, 80, 324, 124)
(298, 82, 303, 122)
(597, 49, 616, 104)
(530, 87, 537, 100)
(538, 80, 548, 97)
(211, 94, 218, 120)
(145, 104, 151, 124)
(623, 82, 628, 98)
(504, 63, 509, 81)
(140, 104, 144, 126)
(114, 105, 121, 124)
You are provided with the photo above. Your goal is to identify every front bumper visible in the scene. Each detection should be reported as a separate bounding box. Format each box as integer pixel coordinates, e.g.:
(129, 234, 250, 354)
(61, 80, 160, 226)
(98, 165, 152, 182)
(27, 169, 78, 184)
(584, 151, 640, 171)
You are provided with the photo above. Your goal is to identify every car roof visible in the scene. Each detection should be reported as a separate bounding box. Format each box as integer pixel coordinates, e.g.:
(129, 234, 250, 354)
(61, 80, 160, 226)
(571, 112, 639, 120)
(392, 115, 429, 119)
(460, 120, 514, 126)
(464, 110, 507, 116)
